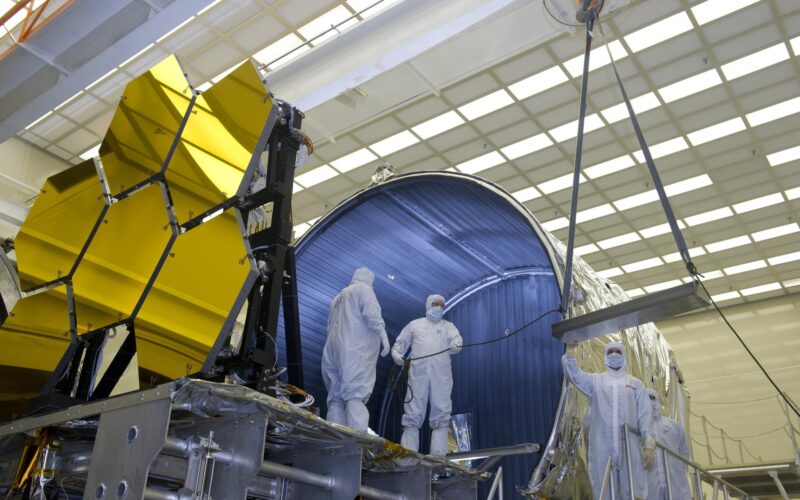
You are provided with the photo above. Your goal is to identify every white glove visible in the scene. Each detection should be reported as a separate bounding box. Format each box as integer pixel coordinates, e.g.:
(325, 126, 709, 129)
(380, 332, 390, 357)
(391, 348, 405, 366)
(642, 437, 656, 470)
(449, 340, 462, 354)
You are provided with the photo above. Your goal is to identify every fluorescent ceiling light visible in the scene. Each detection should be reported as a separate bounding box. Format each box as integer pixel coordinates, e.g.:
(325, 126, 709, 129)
(598, 232, 641, 250)
(576, 243, 600, 256)
(331, 148, 378, 172)
(767, 251, 800, 266)
(597, 267, 623, 278)
(576, 203, 615, 223)
(501, 133, 552, 159)
(705, 235, 751, 253)
(658, 69, 722, 103)
(253, 33, 310, 69)
(644, 279, 683, 293)
(508, 66, 569, 100)
(347, 0, 401, 18)
(538, 173, 586, 195)
(785, 187, 800, 200)
(613, 190, 658, 211)
(455, 151, 505, 174)
(412, 111, 464, 139)
(369, 130, 419, 156)
(298, 6, 358, 46)
(721, 43, 791, 81)
(665, 174, 713, 196)
(457, 89, 514, 120)
(687, 117, 747, 146)
(784, 277, 800, 288)
(691, 0, 760, 25)
(542, 218, 569, 232)
(295, 165, 338, 187)
(723, 259, 766, 275)
(584, 155, 636, 179)
(600, 93, 661, 124)
(549, 114, 604, 142)
(740, 282, 782, 297)
(511, 187, 540, 203)
(684, 207, 733, 226)
(624, 12, 693, 53)
(662, 247, 706, 263)
(294, 223, 311, 238)
(626, 288, 645, 297)
(732, 192, 784, 214)
(623, 257, 665, 273)
(767, 145, 800, 167)
(79, 144, 102, 161)
(639, 220, 686, 239)
(563, 41, 628, 77)
(633, 137, 689, 162)
(745, 96, 800, 127)
(711, 291, 740, 302)
(752, 223, 799, 242)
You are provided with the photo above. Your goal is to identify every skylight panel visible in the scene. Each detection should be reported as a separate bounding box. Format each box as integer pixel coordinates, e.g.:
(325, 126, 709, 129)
(369, 131, 419, 156)
(511, 187, 541, 203)
(583, 155, 636, 179)
(549, 114, 605, 142)
(766, 145, 800, 167)
(295, 165, 337, 187)
(721, 43, 791, 81)
(657, 69, 722, 103)
(740, 282, 782, 296)
(691, 0, 761, 25)
(563, 41, 628, 77)
(597, 232, 641, 250)
(508, 66, 569, 100)
(331, 148, 378, 172)
(624, 12, 693, 53)
(501, 134, 552, 160)
(745, 96, 800, 127)
(600, 93, 661, 124)
(538, 173, 586, 195)
(455, 151, 505, 174)
(751, 223, 800, 242)
(705, 235, 752, 253)
(623, 257, 665, 273)
(683, 207, 733, 226)
(687, 117, 747, 146)
(732, 193, 784, 214)
(723, 259, 767, 275)
(412, 111, 464, 139)
(457, 90, 514, 120)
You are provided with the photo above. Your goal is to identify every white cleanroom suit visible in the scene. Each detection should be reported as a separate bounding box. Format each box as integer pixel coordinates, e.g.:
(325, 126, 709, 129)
(646, 389, 692, 500)
(322, 267, 390, 431)
(392, 294, 462, 456)
(562, 341, 655, 499)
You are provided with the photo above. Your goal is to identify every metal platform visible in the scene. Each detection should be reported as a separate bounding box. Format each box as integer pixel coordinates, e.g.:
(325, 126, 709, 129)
(0, 380, 488, 499)
(553, 281, 711, 343)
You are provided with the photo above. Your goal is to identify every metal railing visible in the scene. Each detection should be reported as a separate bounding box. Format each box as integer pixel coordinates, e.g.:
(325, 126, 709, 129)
(596, 425, 755, 499)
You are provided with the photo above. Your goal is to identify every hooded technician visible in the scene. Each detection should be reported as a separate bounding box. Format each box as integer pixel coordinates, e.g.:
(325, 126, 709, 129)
(391, 294, 462, 456)
(646, 389, 692, 500)
(321, 268, 390, 432)
(563, 341, 655, 500)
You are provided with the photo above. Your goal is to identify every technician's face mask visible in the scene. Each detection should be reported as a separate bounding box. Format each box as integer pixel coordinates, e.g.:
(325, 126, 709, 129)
(605, 351, 625, 370)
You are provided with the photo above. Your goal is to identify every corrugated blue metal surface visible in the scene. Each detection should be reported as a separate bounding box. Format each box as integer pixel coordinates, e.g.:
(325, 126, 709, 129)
(276, 174, 563, 496)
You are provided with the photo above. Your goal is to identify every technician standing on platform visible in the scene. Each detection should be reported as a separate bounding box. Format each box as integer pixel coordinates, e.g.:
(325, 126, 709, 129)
(392, 294, 462, 456)
(563, 341, 656, 499)
(321, 267, 390, 432)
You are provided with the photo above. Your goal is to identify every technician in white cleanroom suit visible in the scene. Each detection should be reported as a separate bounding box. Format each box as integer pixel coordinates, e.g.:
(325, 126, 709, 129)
(391, 294, 462, 456)
(563, 341, 655, 499)
(646, 389, 692, 500)
(321, 268, 390, 432)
